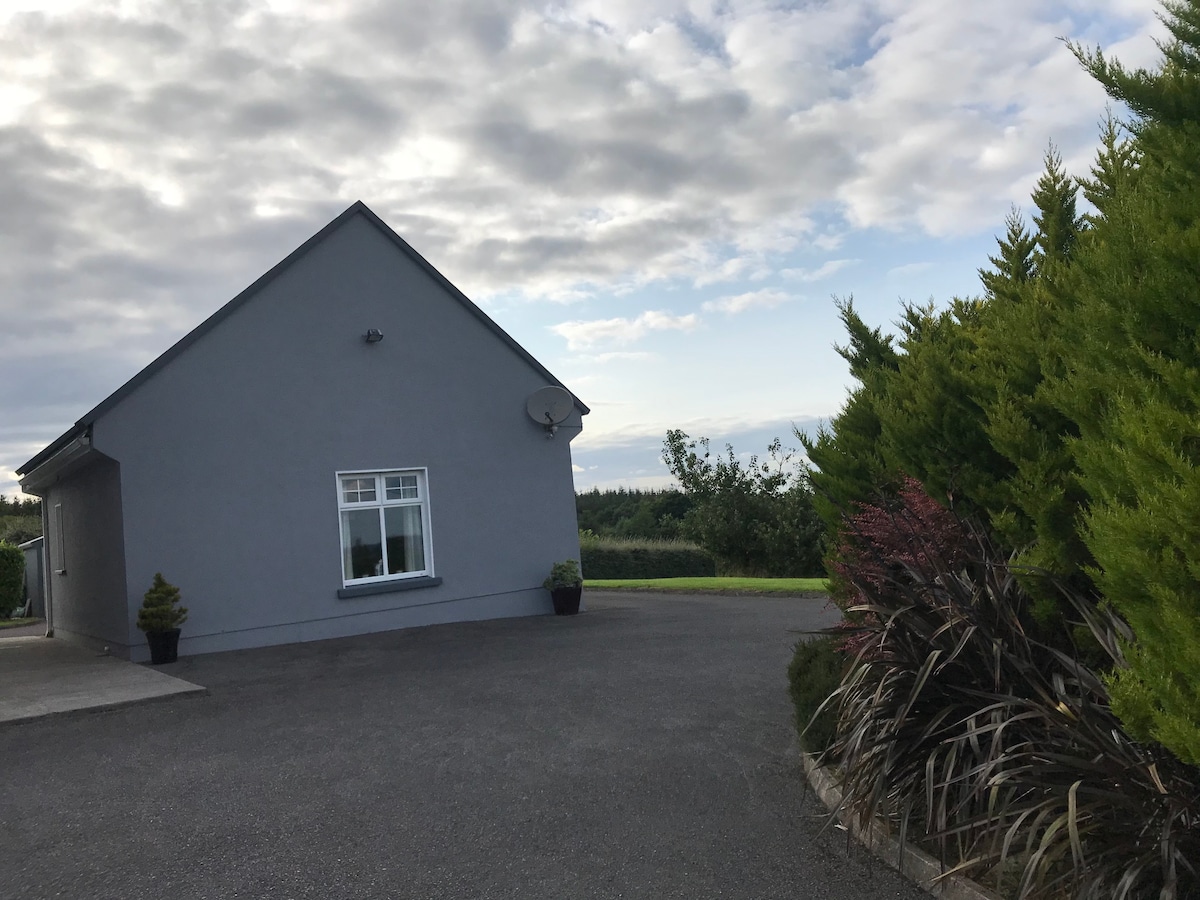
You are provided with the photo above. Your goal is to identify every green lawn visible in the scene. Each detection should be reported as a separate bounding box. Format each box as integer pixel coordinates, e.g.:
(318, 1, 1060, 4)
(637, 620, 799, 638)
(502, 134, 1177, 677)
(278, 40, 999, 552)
(0, 617, 41, 630)
(583, 577, 828, 594)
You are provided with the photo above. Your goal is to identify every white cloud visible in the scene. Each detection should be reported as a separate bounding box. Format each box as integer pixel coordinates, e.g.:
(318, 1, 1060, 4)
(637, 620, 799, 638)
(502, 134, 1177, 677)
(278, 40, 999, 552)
(813, 232, 847, 252)
(0, 0, 1162, 317)
(702, 289, 791, 315)
(888, 261, 935, 277)
(693, 255, 758, 287)
(781, 259, 859, 282)
(0, 0, 1170, 495)
(550, 310, 698, 350)
(570, 412, 826, 450)
(588, 351, 655, 363)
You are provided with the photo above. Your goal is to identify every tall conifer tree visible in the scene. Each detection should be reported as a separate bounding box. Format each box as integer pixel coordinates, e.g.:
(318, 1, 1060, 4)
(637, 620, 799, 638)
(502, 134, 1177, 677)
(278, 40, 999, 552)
(1078, 113, 1139, 225)
(1056, 0, 1200, 763)
(1030, 145, 1081, 273)
(802, 299, 899, 536)
(979, 207, 1036, 302)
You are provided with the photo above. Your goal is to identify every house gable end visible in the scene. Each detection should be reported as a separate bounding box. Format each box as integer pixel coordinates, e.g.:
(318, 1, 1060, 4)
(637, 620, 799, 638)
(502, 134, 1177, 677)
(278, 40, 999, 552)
(17, 201, 586, 478)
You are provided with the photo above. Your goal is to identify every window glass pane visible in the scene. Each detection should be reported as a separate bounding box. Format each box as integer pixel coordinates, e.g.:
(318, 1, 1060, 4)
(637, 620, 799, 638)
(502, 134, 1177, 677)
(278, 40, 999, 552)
(342, 477, 377, 504)
(384, 474, 420, 501)
(342, 509, 383, 580)
(384, 505, 425, 574)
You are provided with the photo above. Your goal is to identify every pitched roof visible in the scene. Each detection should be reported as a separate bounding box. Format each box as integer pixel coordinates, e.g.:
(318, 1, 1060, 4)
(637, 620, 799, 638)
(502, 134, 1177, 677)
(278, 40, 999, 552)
(18, 201, 587, 476)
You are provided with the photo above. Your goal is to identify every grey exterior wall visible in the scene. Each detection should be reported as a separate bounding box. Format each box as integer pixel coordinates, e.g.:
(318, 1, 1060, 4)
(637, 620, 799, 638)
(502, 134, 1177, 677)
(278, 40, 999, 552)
(19, 537, 44, 617)
(40, 456, 129, 654)
(88, 211, 580, 662)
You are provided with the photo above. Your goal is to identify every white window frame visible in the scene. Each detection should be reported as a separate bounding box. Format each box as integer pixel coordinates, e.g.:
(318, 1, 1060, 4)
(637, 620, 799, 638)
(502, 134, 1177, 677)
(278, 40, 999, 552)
(335, 468, 434, 587)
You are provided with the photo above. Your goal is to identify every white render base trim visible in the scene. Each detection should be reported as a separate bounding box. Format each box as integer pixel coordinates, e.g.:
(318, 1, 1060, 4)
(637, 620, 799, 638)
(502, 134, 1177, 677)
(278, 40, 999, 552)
(127, 587, 557, 663)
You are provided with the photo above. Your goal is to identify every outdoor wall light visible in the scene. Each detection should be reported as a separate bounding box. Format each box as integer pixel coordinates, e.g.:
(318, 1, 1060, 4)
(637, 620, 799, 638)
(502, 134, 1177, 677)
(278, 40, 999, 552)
(364, 328, 384, 343)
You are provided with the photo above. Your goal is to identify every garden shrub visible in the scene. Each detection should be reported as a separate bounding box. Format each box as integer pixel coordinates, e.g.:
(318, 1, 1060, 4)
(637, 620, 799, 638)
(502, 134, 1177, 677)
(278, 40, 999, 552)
(0, 542, 24, 616)
(136, 573, 188, 633)
(787, 634, 844, 753)
(662, 430, 824, 576)
(579, 536, 715, 579)
(824, 483, 1199, 899)
(826, 475, 972, 612)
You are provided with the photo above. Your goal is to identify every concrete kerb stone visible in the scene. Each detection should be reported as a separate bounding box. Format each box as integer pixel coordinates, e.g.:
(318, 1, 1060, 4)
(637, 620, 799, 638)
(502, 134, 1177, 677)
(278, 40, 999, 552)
(800, 751, 1006, 900)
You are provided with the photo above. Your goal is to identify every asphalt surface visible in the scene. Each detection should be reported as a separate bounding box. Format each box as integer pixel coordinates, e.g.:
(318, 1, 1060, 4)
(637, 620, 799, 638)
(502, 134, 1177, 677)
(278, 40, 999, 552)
(0, 592, 928, 900)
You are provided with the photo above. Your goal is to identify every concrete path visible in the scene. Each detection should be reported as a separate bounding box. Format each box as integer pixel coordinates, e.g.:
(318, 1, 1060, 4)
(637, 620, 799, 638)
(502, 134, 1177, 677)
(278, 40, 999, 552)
(0, 592, 926, 900)
(0, 636, 205, 724)
(0, 621, 46, 639)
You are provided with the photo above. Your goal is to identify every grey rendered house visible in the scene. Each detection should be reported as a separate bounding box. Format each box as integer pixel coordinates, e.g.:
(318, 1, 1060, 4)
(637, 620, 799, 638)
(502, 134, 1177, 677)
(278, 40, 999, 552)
(17, 201, 587, 662)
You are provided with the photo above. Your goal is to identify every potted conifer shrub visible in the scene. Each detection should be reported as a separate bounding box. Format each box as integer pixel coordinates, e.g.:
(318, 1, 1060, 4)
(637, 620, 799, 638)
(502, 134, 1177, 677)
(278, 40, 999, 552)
(137, 572, 188, 664)
(543, 559, 583, 616)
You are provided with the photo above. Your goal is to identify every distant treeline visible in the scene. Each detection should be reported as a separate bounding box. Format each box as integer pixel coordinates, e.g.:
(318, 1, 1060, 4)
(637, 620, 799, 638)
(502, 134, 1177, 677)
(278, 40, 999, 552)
(0, 494, 41, 545)
(0, 495, 39, 517)
(575, 488, 693, 541)
(576, 431, 825, 578)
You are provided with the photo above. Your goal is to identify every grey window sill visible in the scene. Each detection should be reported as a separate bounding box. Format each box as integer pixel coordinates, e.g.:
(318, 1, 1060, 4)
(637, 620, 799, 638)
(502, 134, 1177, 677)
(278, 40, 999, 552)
(337, 576, 443, 600)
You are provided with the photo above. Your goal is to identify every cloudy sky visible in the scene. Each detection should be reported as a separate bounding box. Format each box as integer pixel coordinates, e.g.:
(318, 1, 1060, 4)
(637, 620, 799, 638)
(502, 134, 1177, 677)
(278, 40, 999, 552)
(0, 0, 1165, 498)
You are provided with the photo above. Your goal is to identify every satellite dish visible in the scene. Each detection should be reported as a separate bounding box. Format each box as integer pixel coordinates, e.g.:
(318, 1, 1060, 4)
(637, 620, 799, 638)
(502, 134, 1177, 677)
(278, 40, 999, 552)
(526, 386, 574, 437)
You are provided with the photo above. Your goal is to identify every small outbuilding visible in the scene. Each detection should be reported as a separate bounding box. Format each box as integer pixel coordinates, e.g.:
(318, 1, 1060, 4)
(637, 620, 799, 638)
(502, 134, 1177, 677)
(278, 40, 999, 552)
(18, 536, 44, 618)
(17, 202, 586, 661)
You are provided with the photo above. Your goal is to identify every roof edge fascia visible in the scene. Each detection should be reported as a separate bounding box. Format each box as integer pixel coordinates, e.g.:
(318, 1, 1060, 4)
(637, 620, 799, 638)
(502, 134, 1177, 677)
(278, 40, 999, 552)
(18, 429, 96, 495)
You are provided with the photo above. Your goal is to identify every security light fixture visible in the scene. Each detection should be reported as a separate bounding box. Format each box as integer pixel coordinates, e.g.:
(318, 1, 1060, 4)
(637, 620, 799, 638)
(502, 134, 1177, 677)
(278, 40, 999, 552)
(364, 328, 384, 343)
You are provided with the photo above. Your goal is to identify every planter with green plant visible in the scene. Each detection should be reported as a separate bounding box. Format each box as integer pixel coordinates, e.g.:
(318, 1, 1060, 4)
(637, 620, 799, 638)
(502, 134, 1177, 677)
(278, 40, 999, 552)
(137, 572, 188, 664)
(543, 559, 583, 616)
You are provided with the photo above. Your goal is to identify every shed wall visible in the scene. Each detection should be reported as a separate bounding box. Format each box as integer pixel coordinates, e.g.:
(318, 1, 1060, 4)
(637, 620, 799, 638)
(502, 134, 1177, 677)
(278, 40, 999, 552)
(40, 456, 130, 655)
(19, 537, 44, 617)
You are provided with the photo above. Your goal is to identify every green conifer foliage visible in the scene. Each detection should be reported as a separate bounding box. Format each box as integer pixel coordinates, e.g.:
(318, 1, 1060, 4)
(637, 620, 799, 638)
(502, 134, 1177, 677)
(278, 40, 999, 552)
(968, 147, 1103, 603)
(978, 206, 1036, 302)
(804, 0, 1200, 768)
(830, 296, 900, 381)
(802, 299, 899, 534)
(136, 572, 188, 633)
(1071, 0, 1200, 129)
(974, 277, 1093, 589)
(873, 301, 1012, 517)
(1030, 145, 1081, 274)
(1057, 0, 1200, 763)
(1078, 113, 1139, 225)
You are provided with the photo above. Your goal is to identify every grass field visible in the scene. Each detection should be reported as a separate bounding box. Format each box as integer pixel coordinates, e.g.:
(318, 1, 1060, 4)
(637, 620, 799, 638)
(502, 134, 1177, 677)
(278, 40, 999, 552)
(583, 577, 828, 594)
(0, 617, 41, 630)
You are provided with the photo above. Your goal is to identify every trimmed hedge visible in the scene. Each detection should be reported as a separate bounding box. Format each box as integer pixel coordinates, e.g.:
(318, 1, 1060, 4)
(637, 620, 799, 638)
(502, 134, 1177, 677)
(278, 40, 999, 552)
(0, 542, 24, 616)
(787, 634, 845, 753)
(580, 537, 716, 579)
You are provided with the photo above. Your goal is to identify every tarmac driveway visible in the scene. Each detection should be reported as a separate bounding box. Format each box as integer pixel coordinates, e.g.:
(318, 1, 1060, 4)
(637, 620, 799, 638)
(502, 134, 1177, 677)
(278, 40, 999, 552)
(0, 592, 926, 900)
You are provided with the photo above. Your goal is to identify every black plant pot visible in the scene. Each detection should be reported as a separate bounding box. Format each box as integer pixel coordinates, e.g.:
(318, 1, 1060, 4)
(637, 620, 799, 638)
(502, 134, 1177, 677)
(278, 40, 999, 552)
(550, 585, 582, 616)
(145, 628, 181, 665)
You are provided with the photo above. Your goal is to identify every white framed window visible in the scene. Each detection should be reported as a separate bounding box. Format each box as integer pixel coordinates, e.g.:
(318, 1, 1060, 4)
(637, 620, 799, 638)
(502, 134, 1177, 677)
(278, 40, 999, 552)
(336, 469, 433, 586)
